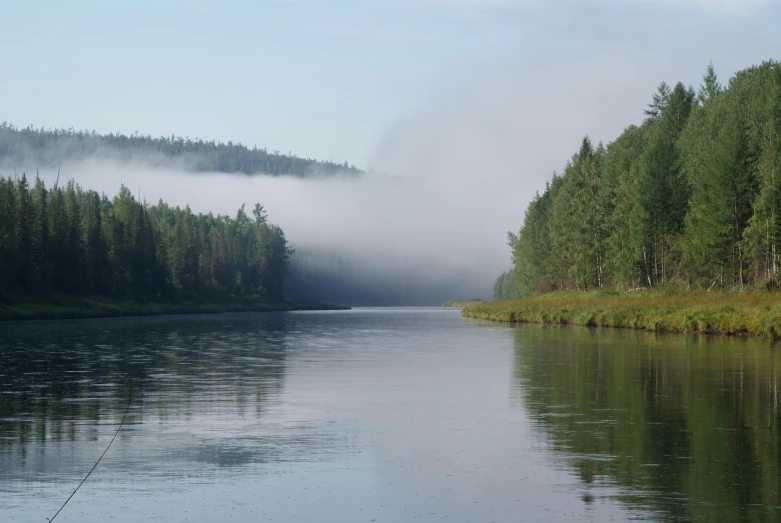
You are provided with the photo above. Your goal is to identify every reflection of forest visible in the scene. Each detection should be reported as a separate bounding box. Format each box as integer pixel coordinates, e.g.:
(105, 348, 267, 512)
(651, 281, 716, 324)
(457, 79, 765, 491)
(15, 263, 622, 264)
(513, 326, 781, 522)
(0, 314, 289, 450)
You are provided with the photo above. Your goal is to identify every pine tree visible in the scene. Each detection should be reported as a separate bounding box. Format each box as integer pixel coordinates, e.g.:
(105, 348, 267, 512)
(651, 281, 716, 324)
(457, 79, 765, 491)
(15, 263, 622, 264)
(602, 125, 651, 289)
(637, 82, 695, 284)
(510, 180, 557, 295)
(736, 61, 781, 286)
(0, 176, 18, 293)
(682, 99, 753, 287)
(82, 190, 107, 293)
(698, 62, 722, 106)
(63, 181, 84, 292)
(644, 82, 672, 124)
(31, 175, 52, 292)
(48, 186, 69, 291)
(14, 175, 33, 291)
(547, 137, 608, 290)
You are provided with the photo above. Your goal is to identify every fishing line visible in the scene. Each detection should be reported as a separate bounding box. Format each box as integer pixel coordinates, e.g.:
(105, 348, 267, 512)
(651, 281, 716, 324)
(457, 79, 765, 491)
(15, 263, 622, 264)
(47, 383, 132, 522)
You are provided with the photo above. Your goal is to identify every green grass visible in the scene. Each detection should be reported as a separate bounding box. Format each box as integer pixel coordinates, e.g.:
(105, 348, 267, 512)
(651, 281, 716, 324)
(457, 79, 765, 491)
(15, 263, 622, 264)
(461, 289, 781, 338)
(0, 294, 349, 322)
(442, 299, 484, 308)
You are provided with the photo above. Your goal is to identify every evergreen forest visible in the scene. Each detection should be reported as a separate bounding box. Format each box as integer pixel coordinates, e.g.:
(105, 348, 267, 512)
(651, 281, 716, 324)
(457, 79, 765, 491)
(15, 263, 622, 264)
(0, 123, 361, 177)
(0, 174, 291, 303)
(492, 270, 520, 300)
(508, 60, 781, 296)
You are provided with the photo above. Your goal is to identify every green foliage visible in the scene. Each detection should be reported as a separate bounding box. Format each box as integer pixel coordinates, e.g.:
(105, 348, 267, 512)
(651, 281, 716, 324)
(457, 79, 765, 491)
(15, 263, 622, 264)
(681, 83, 755, 286)
(492, 271, 520, 300)
(601, 124, 649, 288)
(698, 61, 723, 105)
(442, 299, 484, 307)
(508, 60, 781, 295)
(0, 175, 292, 303)
(462, 290, 781, 337)
(514, 327, 781, 520)
(510, 177, 560, 295)
(643, 81, 671, 124)
(637, 82, 695, 284)
(552, 138, 610, 289)
(0, 123, 361, 177)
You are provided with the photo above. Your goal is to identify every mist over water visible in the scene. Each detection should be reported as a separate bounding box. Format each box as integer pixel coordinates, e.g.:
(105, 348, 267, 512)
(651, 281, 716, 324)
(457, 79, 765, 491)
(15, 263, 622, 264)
(3, 6, 776, 304)
(0, 63, 643, 303)
(11, 158, 497, 303)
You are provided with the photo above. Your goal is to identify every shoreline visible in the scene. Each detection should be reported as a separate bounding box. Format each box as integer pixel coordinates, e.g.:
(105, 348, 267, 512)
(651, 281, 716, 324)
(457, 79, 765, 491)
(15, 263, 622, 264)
(442, 300, 484, 308)
(461, 291, 781, 338)
(0, 295, 350, 322)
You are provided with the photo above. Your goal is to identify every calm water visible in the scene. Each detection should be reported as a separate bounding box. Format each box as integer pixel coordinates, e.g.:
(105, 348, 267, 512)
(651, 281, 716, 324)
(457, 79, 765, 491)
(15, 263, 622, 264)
(1, 308, 780, 522)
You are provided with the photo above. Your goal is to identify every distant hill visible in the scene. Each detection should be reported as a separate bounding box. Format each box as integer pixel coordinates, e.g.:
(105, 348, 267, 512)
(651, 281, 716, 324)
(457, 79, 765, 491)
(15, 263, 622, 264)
(0, 122, 362, 177)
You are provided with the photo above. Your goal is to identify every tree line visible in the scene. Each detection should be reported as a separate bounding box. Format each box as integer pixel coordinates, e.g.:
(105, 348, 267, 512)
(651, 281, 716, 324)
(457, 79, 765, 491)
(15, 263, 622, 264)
(508, 60, 781, 296)
(0, 174, 291, 302)
(0, 123, 361, 177)
(492, 270, 519, 300)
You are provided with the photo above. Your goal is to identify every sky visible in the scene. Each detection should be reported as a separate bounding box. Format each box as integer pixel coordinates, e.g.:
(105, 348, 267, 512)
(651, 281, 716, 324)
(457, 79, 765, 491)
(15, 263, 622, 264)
(2, 0, 778, 168)
(2, 0, 781, 301)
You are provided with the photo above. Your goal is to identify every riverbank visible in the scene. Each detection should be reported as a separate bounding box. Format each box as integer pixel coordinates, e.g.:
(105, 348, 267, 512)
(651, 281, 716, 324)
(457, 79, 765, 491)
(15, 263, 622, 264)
(461, 290, 781, 337)
(0, 294, 350, 321)
(442, 300, 484, 308)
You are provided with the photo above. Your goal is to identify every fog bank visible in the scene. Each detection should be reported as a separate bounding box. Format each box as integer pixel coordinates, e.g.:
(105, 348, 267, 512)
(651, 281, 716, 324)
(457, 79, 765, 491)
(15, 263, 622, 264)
(16, 157, 497, 303)
(4, 5, 776, 304)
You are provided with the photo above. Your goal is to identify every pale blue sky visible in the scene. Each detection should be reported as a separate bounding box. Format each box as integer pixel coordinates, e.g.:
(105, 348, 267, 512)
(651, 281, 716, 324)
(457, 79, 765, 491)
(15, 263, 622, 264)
(2, 0, 780, 166)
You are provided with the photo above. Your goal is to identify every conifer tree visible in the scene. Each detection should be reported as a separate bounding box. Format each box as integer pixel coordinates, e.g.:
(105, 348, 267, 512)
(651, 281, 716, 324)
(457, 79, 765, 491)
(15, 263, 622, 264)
(736, 61, 781, 286)
(63, 181, 84, 292)
(82, 190, 107, 293)
(644, 82, 672, 123)
(602, 125, 650, 288)
(14, 175, 33, 291)
(637, 82, 695, 284)
(698, 62, 722, 105)
(31, 175, 52, 292)
(0, 176, 18, 293)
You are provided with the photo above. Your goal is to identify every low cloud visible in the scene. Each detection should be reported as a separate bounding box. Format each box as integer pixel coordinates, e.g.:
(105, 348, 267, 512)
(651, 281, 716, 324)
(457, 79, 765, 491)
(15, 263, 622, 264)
(4, 0, 777, 304)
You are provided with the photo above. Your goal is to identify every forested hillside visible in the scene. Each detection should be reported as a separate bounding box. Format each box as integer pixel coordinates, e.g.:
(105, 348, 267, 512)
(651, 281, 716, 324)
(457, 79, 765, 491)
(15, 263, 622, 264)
(0, 174, 291, 302)
(508, 60, 781, 295)
(0, 123, 361, 177)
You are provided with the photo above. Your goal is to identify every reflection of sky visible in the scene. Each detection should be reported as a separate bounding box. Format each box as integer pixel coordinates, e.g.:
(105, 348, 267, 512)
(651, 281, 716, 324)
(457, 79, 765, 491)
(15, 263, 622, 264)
(1, 310, 652, 522)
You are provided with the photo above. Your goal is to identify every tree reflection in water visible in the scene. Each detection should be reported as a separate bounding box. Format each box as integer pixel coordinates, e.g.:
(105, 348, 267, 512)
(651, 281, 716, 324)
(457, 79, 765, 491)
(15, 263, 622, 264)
(513, 325, 781, 522)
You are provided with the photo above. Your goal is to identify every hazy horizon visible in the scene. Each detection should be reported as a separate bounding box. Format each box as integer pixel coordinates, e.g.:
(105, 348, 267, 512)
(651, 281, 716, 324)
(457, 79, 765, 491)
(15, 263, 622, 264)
(2, 0, 780, 302)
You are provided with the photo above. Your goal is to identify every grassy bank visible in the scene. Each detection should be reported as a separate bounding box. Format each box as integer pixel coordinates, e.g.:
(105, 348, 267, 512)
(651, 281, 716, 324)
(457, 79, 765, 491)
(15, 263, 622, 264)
(442, 299, 484, 308)
(461, 290, 781, 338)
(0, 294, 350, 322)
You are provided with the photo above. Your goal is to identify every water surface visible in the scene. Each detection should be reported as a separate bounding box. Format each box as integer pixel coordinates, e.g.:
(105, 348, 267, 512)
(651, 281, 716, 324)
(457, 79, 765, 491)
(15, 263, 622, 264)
(1, 308, 779, 522)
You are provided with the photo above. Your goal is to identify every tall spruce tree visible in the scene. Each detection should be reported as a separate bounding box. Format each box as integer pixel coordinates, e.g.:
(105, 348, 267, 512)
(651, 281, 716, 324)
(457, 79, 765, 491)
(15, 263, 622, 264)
(0, 176, 18, 293)
(602, 124, 651, 289)
(31, 175, 52, 292)
(681, 95, 754, 287)
(698, 62, 722, 106)
(736, 61, 781, 286)
(637, 82, 695, 284)
(644, 82, 672, 124)
(14, 175, 33, 291)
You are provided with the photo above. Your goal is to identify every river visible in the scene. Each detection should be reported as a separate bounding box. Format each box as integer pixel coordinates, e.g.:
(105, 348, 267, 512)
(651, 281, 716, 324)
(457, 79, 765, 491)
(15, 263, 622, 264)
(1, 308, 779, 522)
